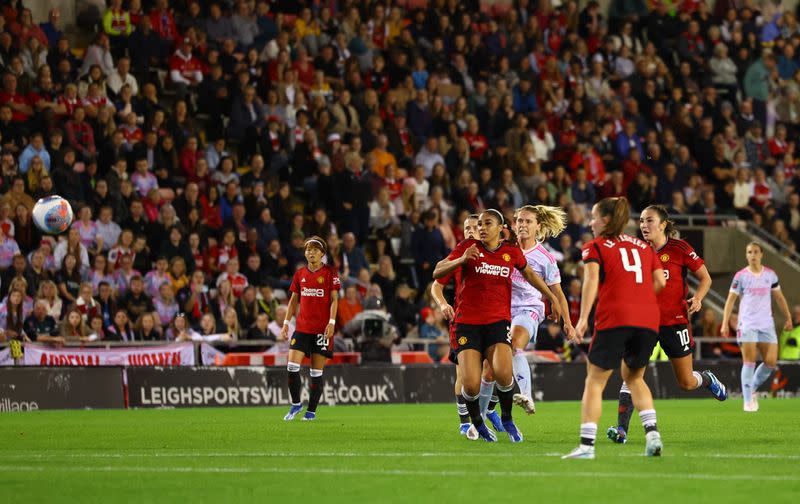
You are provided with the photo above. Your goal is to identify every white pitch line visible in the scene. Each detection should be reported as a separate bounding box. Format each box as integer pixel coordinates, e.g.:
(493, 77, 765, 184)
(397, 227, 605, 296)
(1, 451, 800, 461)
(0, 464, 797, 482)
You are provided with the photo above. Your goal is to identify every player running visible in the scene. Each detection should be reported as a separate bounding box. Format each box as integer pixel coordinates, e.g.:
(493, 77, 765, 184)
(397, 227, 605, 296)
(607, 205, 728, 444)
(434, 209, 563, 442)
(282, 236, 340, 421)
(722, 242, 793, 412)
(510, 205, 575, 414)
(430, 214, 492, 438)
(564, 197, 665, 459)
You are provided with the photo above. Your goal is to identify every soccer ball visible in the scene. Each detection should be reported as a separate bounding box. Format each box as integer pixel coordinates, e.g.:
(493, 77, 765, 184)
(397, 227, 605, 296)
(32, 196, 74, 235)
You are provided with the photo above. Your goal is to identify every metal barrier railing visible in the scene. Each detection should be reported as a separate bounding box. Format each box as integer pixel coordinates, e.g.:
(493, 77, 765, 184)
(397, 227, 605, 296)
(670, 214, 740, 227)
(746, 221, 800, 263)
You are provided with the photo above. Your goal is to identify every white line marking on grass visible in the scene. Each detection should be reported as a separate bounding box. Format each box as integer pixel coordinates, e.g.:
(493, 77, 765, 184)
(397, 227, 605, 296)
(0, 465, 797, 482)
(3, 451, 800, 461)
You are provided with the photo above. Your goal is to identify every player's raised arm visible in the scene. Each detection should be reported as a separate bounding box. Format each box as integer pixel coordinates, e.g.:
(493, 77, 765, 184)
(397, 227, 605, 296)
(432, 243, 479, 279)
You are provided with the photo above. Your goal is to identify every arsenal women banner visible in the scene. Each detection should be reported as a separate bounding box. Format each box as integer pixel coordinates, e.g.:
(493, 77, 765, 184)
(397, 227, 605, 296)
(24, 343, 197, 366)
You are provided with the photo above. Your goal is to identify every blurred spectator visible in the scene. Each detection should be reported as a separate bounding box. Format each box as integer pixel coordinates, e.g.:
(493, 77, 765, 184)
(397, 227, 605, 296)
(780, 305, 800, 360)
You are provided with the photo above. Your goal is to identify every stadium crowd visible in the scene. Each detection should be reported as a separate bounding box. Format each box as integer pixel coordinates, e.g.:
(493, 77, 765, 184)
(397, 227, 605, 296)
(0, 0, 798, 361)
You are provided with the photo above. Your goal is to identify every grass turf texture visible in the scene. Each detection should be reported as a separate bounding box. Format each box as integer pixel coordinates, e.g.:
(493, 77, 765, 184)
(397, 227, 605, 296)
(2, 399, 799, 503)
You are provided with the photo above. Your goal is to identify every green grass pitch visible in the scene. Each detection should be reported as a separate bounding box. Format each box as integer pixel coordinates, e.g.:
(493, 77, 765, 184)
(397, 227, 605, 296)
(2, 399, 799, 503)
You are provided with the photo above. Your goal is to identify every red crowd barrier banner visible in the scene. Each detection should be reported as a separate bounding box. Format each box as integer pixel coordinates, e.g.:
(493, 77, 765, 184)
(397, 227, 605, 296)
(23, 343, 197, 367)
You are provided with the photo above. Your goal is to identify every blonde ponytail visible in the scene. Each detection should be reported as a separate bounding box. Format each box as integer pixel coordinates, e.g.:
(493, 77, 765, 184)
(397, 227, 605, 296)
(514, 205, 567, 241)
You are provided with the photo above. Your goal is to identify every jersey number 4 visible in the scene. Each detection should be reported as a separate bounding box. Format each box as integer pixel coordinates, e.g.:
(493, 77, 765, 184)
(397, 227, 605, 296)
(619, 249, 643, 284)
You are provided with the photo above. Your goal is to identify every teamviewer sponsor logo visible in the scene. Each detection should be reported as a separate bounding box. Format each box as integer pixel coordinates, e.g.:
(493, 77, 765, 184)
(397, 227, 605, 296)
(474, 262, 511, 277)
(0, 398, 39, 412)
(301, 287, 325, 297)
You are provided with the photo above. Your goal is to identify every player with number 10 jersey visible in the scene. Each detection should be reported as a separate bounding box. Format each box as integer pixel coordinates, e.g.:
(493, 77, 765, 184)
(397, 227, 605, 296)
(606, 206, 727, 446)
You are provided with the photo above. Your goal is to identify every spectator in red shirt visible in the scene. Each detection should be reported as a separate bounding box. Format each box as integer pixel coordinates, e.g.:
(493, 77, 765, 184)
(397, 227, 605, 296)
(215, 256, 248, 298)
(169, 38, 203, 97)
(150, 0, 178, 45)
(751, 167, 773, 208)
(0, 73, 32, 124)
(620, 148, 652, 192)
(180, 136, 203, 179)
(569, 141, 606, 184)
(57, 83, 80, 120)
(768, 123, 792, 159)
(292, 47, 315, 92)
(10, 8, 48, 49)
(463, 115, 488, 161)
(64, 106, 96, 160)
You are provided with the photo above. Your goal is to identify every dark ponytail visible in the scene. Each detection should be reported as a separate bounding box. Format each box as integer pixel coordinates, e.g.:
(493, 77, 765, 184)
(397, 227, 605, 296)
(644, 204, 676, 238)
(596, 197, 630, 238)
(505, 225, 518, 246)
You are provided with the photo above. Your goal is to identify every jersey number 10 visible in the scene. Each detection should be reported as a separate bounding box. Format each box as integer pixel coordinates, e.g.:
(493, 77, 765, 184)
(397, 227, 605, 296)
(619, 249, 643, 284)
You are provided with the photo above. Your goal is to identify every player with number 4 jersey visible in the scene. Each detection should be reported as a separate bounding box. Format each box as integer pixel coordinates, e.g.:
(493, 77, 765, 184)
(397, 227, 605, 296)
(564, 197, 664, 460)
(608, 206, 728, 445)
(282, 236, 340, 422)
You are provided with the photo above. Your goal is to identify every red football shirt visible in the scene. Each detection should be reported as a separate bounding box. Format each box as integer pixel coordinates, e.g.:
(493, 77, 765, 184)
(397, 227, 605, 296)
(290, 264, 341, 334)
(448, 239, 527, 325)
(0, 91, 30, 122)
(653, 238, 704, 327)
(581, 234, 661, 332)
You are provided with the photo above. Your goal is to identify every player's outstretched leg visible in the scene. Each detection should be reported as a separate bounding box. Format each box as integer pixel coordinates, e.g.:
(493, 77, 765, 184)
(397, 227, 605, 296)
(640, 409, 662, 456)
(478, 379, 494, 418)
(463, 388, 497, 442)
(607, 382, 633, 443)
(496, 380, 523, 442)
(284, 361, 303, 421)
(511, 349, 536, 415)
(457, 394, 472, 435)
(302, 367, 324, 420)
(751, 343, 778, 411)
(623, 363, 662, 456)
(700, 370, 728, 401)
(454, 364, 472, 434)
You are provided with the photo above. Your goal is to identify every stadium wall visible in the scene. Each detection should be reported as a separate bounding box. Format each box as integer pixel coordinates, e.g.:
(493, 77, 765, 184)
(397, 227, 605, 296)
(2, 362, 800, 411)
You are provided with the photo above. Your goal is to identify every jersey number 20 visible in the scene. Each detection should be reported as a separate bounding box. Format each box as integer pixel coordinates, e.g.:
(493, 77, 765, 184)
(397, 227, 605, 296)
(619, 249, 643, 284)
